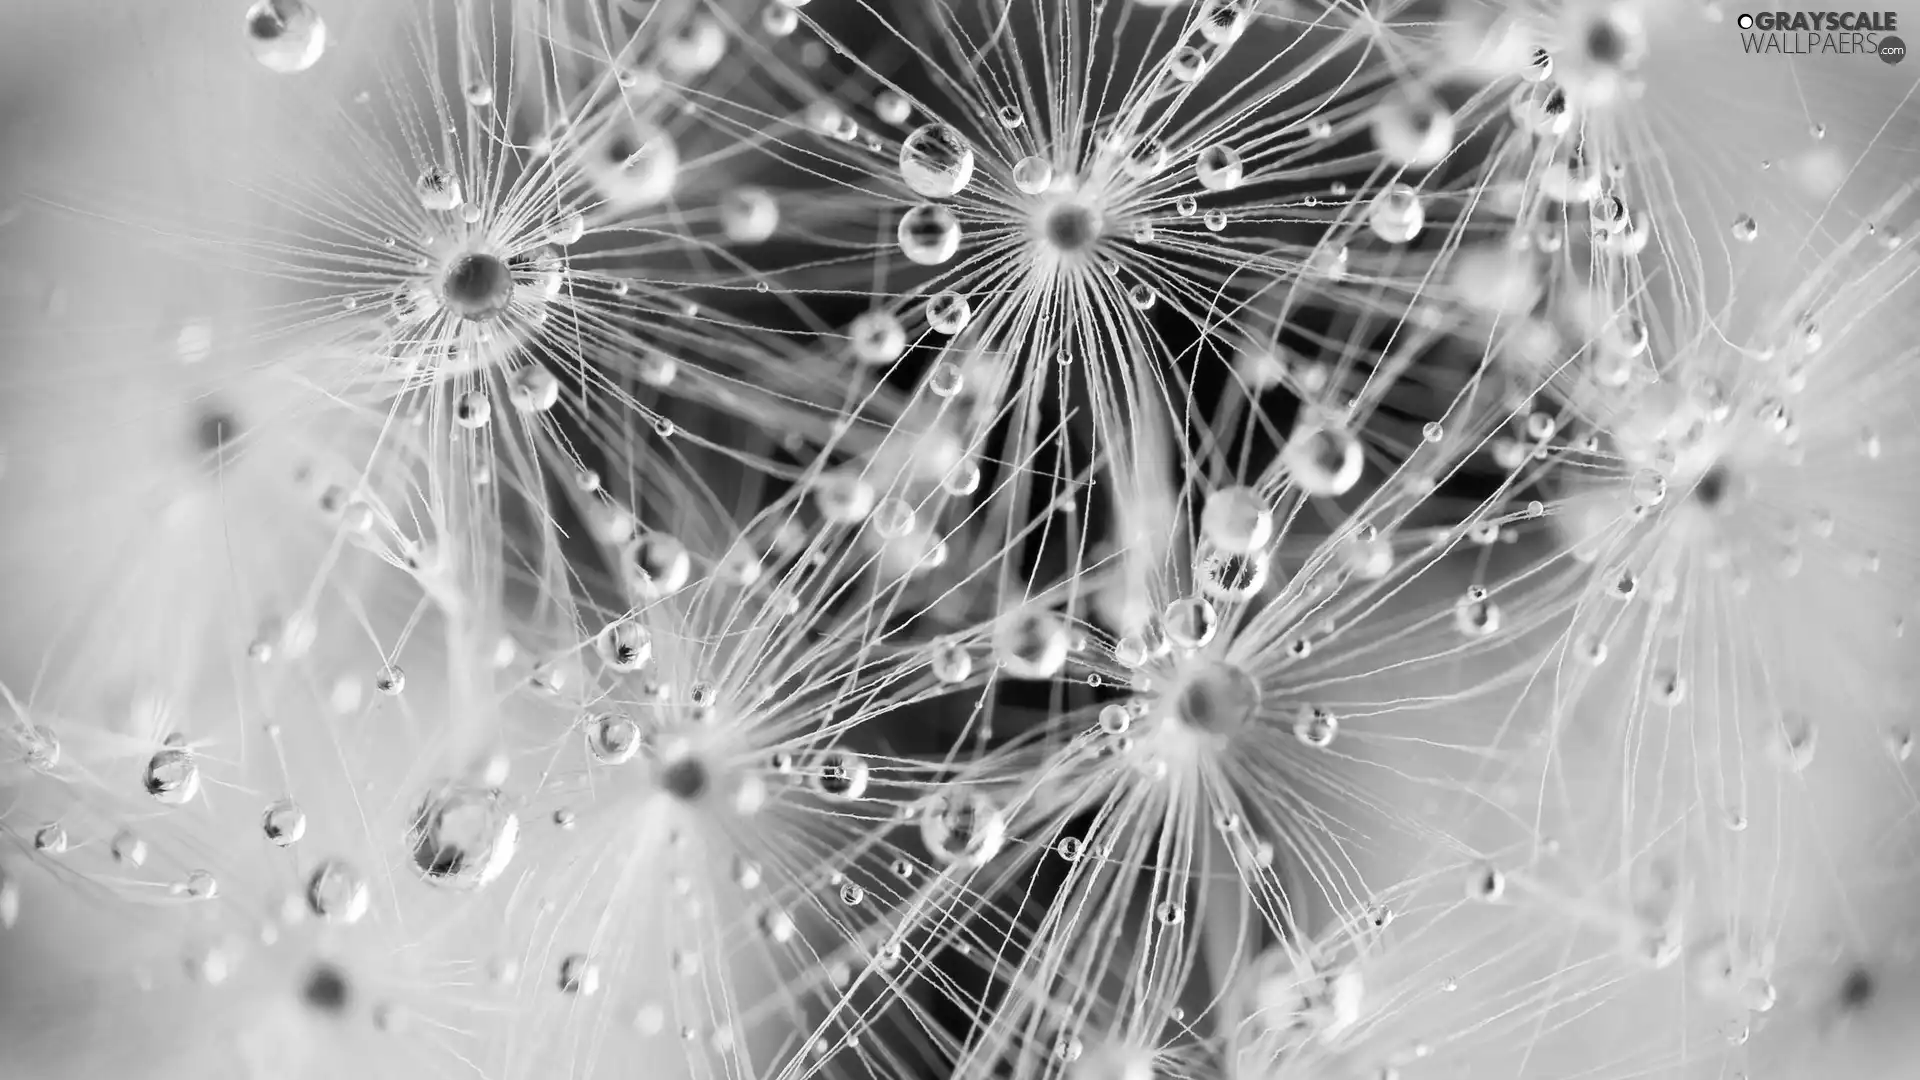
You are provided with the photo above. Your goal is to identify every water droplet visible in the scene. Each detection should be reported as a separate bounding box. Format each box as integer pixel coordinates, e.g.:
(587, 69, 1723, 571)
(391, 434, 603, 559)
(925, 291, 972, 334)
(559, 954, 601, 995)
(1293, 706, 1338, 747)
(899, 123, 975, 198)
(624, 532, 693, 598)
(415, 166, 463, 212)
(595, 619, 653, 673)
(897, 203, 962, 265)
(1283, 421, 1364, 497)
(919, 790, 1008, 867)
(848, 310, 906, 366)
(144, 744, 202, 805)
(1011, 155, 1054, 196)
(1198, 0, 1251, 42)
(874, 91, 911, 126)
(245, 0, 327, 74)
(306, 860, 371, 924)
(811, 751, 871, 800)
(582, 120, 679, 207)
(1166, 45, 1208, 82)
(1453, 591, 1502, 637)
(1162, 597, 1218, 649)
(1466, 863, 1506, 901)
(508, 365, 560, 413)
(585, 712, 643, 765)
(1367, 183, 1425, 244)
(1629, 467, 1668, 507)
(32, 823, 67, 854)
(408, 784, 520, 890)
(1196, 144, 1245, 191)
(110, 828, 148, 866)
(1201, 487, 1273, 554)
(917, 642, 971, 688)
(262, 799, 307, 845)
(996, 608, 1070, 678)
(1371, 84, 1454, 167)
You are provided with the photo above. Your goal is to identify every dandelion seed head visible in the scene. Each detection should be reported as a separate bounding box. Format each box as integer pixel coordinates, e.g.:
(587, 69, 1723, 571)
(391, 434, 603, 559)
(1167, 657, 1262, 740)
(1033, 187, 1107, 259)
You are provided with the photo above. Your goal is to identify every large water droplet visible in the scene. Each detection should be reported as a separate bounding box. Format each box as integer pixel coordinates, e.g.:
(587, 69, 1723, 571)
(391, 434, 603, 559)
(245, 0, 327, 74)
(306, 859, 371, 924)
(898, 204, 962, 266)
(408, 784, 520, 891)
(899, 124, 976, 198)
(262, 799, 307, 845)
(144, 744, 202, 805)
(918, 790, 1007, 867)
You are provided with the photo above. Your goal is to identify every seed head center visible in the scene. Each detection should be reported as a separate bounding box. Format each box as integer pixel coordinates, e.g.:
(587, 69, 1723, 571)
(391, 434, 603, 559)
(1169, 659, 1262, 738)
(1038, 198, 1104, 255)
(439, 251, 515, 322)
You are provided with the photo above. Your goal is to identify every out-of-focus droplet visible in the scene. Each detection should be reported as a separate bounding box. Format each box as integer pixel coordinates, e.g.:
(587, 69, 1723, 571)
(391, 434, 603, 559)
(1282, 421, 1364, 497)
(1201, 487, 1273, 554)
(996, 607, 1070, 678)
(1367, 183, 1425, 244)
(1370, 84, 1454, 167)
(559, 953, 601, 995)
(720, 187, 779, 243)
(849, 310, 907, 365)
(930, 642, 972, 683)
(918, 790, 1007, 867)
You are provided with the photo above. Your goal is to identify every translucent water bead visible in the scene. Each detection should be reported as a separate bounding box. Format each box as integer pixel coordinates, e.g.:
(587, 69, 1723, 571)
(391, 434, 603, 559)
(1201, 487, 1274, 554)
(245, 1, 327, 74)
(899, 124, 976, 198)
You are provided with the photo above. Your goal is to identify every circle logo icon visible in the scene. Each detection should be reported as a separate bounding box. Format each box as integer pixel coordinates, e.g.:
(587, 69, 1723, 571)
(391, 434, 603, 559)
(1882, 35, 1908, 64)
(1737, 13, 1754, 29)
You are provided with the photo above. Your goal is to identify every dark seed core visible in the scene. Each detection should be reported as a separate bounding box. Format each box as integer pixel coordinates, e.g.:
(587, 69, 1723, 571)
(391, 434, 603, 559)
(1838, 966, 1875, 1010)
(1693, 464, 1729, 509)
(194, 407, 242, 458)
(1044, 203, 1102, 253)
(1585, 19, 1628, 65)
(301, 962, 352, 1015)
(441, 252, 514, 321)
(660, 755, 710, 802)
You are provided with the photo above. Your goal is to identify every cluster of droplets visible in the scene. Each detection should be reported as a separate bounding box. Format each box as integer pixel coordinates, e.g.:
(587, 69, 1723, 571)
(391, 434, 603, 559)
(7, 3, 1920, 1080)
